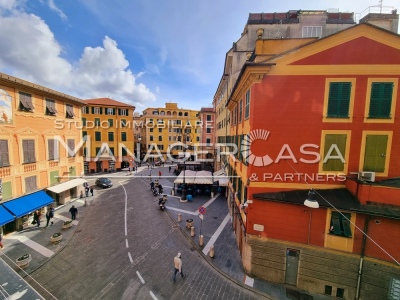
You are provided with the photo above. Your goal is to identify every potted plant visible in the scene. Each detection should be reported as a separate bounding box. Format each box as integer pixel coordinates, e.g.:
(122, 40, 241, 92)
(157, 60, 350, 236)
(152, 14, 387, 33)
(16, 253, 32, 269)
(62, 220, 73, 230)
(50, 232, 63, 244)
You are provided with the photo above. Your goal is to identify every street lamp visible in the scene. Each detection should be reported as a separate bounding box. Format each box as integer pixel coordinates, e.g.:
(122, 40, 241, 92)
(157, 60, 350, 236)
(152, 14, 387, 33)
(180, 132, 193, 202)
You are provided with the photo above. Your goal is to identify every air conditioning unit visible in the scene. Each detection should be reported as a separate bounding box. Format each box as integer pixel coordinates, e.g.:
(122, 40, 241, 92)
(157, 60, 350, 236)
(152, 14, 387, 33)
(358, 171, 376, 182)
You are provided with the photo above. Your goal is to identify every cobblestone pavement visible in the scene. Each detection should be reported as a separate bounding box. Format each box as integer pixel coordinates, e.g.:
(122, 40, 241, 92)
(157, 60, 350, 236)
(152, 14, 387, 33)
(0, 165, 331, 300)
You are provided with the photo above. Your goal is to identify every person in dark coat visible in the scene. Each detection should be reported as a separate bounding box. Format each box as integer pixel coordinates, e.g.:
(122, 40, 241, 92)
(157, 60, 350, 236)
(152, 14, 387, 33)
(69, 205, 78, 220)
(45, 206, 55, 227)
(90, 186, 94, 196)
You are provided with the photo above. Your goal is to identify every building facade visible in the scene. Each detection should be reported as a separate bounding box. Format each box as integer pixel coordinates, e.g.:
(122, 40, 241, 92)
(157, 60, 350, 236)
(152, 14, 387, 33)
(0, 72, 85, 234)
(225, 23, 400, 299)
(137, 103, 200, 163)
(82, 98, 135, 173)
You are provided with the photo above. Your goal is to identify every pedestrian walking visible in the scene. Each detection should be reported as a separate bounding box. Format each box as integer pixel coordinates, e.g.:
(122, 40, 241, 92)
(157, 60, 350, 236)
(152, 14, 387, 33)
(147, 163, 150, 169)
(158, 171, 162, 179)
(0, 232, 4, 249)
(169, 166, 171, 172)
(90, 186, 94, 196)
(69, 205, 78, 220)
(33, 209, 41, 227)
(173, 252, 185, 282)
(45, 206, 55, 227)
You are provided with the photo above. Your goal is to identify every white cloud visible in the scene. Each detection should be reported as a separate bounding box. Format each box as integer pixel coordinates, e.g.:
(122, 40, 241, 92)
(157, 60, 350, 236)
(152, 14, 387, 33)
(0, 3, 156, 106)
(47, 0, 67, 20)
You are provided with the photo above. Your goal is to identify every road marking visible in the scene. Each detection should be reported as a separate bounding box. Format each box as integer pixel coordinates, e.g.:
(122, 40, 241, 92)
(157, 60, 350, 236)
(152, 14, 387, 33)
(166, 207, 198, 215)
(119, 181, 128, 236)
(136, 271, 145, 284)
(202, 213, 230, 255)
(125, 239, 129, 248)
(201, 193, 220, 208)
(244, 275, 254, 287)
(128, 252, 133, 263)
(150, 291, 158, 300)
(55, 214, 79, 225)
(7, 236, 54, 257)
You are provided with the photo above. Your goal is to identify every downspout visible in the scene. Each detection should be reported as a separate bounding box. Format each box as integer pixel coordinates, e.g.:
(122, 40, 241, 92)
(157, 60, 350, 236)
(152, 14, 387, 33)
(356, 215, 370, 300)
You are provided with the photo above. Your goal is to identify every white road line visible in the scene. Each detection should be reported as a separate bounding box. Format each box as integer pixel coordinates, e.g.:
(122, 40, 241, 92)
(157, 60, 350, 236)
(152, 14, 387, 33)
(202, 213, 230, 255)
(149, 291, 158, 300)
(119, 181, 128, 236)
(201, 193, 220, 208)
(7, 236, 54, 257)
(128, 252, 133, 263)
(244, 275, 255, 287)
(55, 214, 79, 225)
(125, 239, 129, 248)
(136, 271, 145, 284)
(166, 207, 198, 215)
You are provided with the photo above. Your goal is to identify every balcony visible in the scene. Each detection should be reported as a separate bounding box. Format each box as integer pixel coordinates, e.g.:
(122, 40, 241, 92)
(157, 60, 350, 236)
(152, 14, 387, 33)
(0, 166, 11, 177)
(49, 161, 59, 168)
(23, 163, 37, 172)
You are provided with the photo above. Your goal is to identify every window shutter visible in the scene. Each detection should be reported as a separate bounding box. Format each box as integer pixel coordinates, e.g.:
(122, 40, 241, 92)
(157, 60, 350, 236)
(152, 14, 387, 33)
(0, 140, 9, 166)
(342, 219, 352, 237)
(48, 139, 54, 160)
(323, 134, 346, 171)
(100, 107, 103, 114)
(91, 107, 94, 114)
(363, 135, 388, 172)
(338, 83, 351, 117)
(327, 82, 350, 117)
(369, 83, 393, 118)
(118, 109, 121, 115)
(331, 213, 341, 235)
(23, 140, 29, 163)
(381, 83, 393, 117)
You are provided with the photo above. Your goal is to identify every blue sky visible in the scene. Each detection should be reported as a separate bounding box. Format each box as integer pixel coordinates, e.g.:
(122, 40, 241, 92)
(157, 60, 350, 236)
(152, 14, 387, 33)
(0, 0, 399, 113)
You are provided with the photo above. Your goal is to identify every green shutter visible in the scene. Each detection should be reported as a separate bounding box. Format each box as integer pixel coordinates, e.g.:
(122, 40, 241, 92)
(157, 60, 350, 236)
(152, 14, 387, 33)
(95, 132, 101, 141)
(369, 83, 393, 118)
(96, 147, 101, 155)
(323, 134, 346, 171)
(91, 107, 94, 114)
(327, 82, 351, 117)
(331, 213, 342, 235)
(342, 218, 352, 237)
(100, 107, 103, 114)
(363, 135, 388, 172)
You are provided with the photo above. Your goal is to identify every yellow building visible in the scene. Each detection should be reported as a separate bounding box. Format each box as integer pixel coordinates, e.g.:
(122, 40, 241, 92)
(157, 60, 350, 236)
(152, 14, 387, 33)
(0, 72, 85, 233)
(82, 98, 135, 172)
(138, 103, 200, 162)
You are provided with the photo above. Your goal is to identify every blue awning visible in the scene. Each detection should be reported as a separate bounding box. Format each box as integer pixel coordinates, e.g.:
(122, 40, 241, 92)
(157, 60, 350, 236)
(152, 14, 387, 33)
(2, 191, 54, 218)
(0, 205, 15, 226)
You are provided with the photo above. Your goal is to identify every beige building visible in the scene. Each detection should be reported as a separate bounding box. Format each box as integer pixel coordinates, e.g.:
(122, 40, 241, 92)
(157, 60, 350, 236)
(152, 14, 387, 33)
(0, 72, 85, 233)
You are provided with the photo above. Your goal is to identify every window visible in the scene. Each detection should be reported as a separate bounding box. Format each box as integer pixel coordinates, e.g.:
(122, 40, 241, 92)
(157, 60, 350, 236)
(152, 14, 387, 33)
(22, 139, 36, 163)
(150, 128, 153, 133)
(206, 128, 211, 133)
(324, 285, 332, 295)
(95, 118, 100, 126)
(196, 136, 200, 142)
(158, 136, 162, 141)
(158, 128, 162, 133)
(158, 144, 164, 150)
(109, 147, 114, 155)
(368, 82, 393, 118)
(25, 175, 37, 193)
(67, 139, 75, 157)
(176, 120, 181, 125)
(363, 135, 388, 172)
(302, 26, 322, 38)
(82, 131, 87, 138)
(82, 106, 89, 114)
(336, 288, 344, 299)
(0, 140, 10, 167)
(327, 82, 351, 118)
(329, 212, 351, 237)
(108, 132, 114, 142)
(106, 108, 115, 115)
(46, 99, 57, 115)
(82, 118, 87, 126)
(95, 147, 101, 155)
(322, 134, 347, 171)
(238, 100, 243, 123)
(122, 148, 127, 156)
(48, 139, 59, 160)
(118, 109, 128, 116)
(93, 107, 101, 114)
(121, 132, 127, 141)
(66, 104, 75, 118)
(108, 119, 113, 127)
(206, 138, 211, 146)
(245, 90, 250, 119)
(389, 278, 400, 300)
(150, 136, 154, 141)
(121, 119, 126, 127)
(95, 132, 101, 141)
(206, 115, 211, 121)
(19, 92, 34, 111)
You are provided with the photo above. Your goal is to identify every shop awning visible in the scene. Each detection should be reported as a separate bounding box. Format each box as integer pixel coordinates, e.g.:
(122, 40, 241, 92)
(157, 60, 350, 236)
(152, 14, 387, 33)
(46, 178, 87, 194)
(174, 170, 197, 184)
(213, 169, 229, 186)
(0, 205, 15, 226)
(2, 191, 54, 218)
(194, 171, 213, 185)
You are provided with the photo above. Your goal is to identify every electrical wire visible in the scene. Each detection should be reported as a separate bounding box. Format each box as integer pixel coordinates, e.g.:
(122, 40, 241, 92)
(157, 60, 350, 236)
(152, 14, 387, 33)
(285, 160, 400, 266)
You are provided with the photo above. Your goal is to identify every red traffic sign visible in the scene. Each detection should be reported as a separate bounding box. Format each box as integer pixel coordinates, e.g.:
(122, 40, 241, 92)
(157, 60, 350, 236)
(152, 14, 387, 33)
(198, 206, 206, 215)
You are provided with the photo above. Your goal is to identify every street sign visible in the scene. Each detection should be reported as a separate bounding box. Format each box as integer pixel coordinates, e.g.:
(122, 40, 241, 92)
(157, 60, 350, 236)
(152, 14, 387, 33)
(198, 206, 206, 215)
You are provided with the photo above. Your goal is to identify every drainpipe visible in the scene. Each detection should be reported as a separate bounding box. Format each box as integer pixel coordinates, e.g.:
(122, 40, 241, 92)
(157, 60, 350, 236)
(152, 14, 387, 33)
(356, 216, 370, 299)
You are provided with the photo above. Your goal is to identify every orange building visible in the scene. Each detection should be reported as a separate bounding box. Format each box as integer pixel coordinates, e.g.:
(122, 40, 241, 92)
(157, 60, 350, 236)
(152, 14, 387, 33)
(0, 73, 85, 234)
(82, 98, 135, 173)
(226, 24, 400, 299)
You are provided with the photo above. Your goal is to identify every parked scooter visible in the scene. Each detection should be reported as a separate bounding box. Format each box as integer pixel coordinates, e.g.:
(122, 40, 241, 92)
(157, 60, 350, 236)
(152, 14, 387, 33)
(151, 186, 158, 196)
(159, 195, 167, 210)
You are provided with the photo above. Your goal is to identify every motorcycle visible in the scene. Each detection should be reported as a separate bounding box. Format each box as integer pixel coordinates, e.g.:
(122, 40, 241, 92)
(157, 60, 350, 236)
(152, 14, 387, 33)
(158, 184, 163, 194)
(159, 195, 167, 211)
(151, 186, 158, 196)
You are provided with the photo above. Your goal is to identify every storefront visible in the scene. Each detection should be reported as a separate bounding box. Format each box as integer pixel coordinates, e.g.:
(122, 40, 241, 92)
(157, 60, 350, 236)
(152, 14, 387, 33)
(46, 178, 87, 205)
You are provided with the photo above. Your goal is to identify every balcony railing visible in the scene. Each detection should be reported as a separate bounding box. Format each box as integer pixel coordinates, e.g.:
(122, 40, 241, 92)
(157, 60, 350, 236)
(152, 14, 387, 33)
(23, 163, 37, 172)
(0, 166, 11, 177)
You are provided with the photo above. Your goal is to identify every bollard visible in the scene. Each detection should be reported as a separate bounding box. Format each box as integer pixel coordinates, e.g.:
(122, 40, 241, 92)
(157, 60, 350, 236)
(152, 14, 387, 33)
(190, 226, 195, 237)
(209, 245, 215, 258)
(199, 235, 204, 246)
(178, 213, 182, 222)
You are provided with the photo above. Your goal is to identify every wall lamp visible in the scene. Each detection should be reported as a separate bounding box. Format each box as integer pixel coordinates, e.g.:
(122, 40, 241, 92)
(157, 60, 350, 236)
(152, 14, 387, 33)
(304, 189, 319, 208)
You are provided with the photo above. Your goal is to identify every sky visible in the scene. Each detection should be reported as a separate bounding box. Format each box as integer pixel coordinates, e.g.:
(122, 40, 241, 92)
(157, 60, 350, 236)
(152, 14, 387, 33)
(0, 0, 399, 113)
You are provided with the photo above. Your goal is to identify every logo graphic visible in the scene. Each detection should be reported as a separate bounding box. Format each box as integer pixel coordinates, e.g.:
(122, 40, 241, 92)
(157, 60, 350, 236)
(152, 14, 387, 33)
(241, 129, 273, 166)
